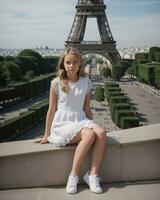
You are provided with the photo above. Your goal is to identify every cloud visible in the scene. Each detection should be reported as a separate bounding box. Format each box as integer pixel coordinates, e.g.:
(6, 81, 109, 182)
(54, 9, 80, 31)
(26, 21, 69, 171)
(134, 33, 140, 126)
(105, 0, 160, 6)
(0, 0, 160, 48)
(108, 13, 160, 47)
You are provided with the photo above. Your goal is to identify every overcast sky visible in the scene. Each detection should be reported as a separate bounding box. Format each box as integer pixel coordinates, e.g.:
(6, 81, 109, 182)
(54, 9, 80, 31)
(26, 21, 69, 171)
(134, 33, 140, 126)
(0, 0, 160, 49)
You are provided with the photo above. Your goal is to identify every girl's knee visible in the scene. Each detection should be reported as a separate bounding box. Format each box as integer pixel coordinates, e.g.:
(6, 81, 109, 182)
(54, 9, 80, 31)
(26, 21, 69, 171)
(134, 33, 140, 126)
(81, 128, 96, 142)
(94, 127, 106, 140)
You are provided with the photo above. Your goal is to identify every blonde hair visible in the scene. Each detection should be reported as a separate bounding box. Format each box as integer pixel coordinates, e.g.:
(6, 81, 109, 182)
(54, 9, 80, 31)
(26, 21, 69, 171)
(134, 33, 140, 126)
(57, 47, 86, 93)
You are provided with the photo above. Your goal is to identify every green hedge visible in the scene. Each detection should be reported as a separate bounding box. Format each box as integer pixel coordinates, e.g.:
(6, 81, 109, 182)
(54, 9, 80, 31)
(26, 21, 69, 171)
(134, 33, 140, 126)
(0, 110, 35, 142)
(0, 73, 55, 108)
(95, 86, 104, 102)
(136, 63, 160, 87)
(110, 103, 131, 121)
(104, 87, 121, 98)
(120, 116, 139, 129)
(0, 100, 49, 142)
(112, 60, 132, 81)
(138, 64, 155, 85)
(106, 91, 124, 102)
(104, 82, 119, 91)
(114, 110, 135, 126)
(110, 96, 127, 105)
(155, 67, 160, 89)
(104, 80, 140, 129)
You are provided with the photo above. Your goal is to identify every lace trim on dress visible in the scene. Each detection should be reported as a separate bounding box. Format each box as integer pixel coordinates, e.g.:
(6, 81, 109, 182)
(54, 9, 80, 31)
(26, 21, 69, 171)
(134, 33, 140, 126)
(47, 122, 98, 146)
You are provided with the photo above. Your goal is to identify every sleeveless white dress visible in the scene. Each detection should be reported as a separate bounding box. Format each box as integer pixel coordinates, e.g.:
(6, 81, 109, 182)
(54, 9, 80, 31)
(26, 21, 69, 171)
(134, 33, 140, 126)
(47, 76, 98, 146)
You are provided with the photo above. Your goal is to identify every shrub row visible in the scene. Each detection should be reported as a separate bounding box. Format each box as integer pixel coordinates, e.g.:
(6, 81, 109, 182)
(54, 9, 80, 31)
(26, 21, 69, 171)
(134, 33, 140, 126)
(0, 73, 55, 109)
(95, 86, 105, 102)
(131, 61, 160, 89)
(104, 81, 139, 129)
(155, 67, 160, 89)
(0, 99, 49, 142)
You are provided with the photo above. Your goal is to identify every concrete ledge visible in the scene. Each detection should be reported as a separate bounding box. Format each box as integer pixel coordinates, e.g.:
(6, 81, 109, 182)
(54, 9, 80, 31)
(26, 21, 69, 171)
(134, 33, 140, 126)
(0, 123, 160, 189)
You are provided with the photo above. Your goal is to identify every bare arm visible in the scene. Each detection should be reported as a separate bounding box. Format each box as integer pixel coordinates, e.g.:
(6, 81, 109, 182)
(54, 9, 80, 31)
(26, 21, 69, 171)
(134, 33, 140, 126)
(35, 84, 57, 143)
(83, 92, 93, 120)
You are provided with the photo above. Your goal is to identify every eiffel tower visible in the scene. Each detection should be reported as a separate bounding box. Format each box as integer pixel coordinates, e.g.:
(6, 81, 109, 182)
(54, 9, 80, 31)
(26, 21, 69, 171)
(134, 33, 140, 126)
(65, 0, 121, 65)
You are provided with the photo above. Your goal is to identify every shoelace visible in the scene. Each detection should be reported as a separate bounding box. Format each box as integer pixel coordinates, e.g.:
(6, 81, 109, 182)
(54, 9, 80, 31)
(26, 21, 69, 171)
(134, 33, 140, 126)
(69, 176, 78, 187)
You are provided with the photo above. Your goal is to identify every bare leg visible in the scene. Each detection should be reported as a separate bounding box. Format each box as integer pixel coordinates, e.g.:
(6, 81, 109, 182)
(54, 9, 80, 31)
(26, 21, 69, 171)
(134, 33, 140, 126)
(69, 128, 96, 176)
(89, 126, 106, 175)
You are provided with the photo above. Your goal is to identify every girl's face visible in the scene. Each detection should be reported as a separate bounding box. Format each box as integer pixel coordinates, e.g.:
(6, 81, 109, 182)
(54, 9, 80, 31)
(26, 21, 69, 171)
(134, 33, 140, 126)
(64, 54, 80, 77)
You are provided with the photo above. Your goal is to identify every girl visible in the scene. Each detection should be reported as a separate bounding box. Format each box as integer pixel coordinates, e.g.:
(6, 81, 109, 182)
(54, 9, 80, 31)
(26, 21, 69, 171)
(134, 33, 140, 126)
(35, 47, 106, 194)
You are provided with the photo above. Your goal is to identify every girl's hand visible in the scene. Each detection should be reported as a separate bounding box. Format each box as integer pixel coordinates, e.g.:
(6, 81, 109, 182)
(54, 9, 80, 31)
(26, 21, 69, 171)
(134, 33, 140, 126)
(34, 136, 48, 144)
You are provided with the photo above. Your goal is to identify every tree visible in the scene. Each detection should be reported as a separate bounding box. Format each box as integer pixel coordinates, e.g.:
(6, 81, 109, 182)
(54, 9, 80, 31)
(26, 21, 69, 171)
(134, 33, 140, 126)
(149, 46, 160, 62)
(149, 46, 160, 54)
(15, 56, 39, 75)
(25, 70, 35, 80)
(3, 61, 22, 82)
(18, 49, 45, 74)
(100, 67, 111, 77)
(0, 64, 6, 87)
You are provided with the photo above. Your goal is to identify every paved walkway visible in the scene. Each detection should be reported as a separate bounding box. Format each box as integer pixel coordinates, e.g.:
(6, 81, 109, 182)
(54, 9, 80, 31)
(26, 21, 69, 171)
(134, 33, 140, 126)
(0, 182, 160, 200)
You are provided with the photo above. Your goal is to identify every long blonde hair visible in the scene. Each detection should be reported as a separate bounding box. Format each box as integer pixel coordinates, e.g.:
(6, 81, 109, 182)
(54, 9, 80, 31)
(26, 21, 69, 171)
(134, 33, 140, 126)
(57, 47, 86, 93)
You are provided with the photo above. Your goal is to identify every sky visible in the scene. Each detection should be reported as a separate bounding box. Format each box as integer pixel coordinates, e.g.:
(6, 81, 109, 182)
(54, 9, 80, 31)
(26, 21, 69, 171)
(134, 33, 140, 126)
(0, 0, 160, 49)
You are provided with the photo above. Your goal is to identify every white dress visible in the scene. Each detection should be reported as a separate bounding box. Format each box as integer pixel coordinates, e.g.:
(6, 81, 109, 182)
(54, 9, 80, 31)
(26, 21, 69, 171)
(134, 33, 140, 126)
(47, 76, 98, 146)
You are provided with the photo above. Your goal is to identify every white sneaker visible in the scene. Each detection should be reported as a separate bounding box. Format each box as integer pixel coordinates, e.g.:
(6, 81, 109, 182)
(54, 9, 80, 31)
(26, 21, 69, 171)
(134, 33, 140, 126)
(83, 172, 102, 193)
(66, 175, 79, 194)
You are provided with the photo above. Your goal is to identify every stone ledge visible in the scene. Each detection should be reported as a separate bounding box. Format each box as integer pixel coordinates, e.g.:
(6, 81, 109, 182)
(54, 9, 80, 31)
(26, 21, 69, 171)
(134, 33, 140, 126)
(0, 123, 160, 158)
(0, 123, 160, 189)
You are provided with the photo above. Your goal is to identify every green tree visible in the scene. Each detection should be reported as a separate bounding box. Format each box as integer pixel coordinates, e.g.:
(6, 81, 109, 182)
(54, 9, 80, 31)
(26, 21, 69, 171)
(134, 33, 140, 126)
(0, 64, 7, 87)
(25, 70, 35, 80)
(149, 46, 160, 54)
(18, 49, 44, 74)
(15, 56, 39, 75)
(100, 67, 111, 77)
(3, 61, 22, 82)
(0, 56, 4, 62)
(149, 46, 160, 62)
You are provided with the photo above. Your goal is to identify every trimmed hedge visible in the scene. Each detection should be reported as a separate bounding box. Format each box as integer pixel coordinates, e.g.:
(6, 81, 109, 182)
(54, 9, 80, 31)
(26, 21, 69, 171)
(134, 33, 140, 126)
(0, 110, 35, 142)
(0, 73, 55, 108)
(138, 64, 155, 85)
(0, 99, 49, 142)
(135, 62, 160, 88)
(114, 110, 135, 126)
(106, 91, 124, 102)
(155, 67, 160, 89)
(104, 81, 119, 88)
(110, 96, 127, 105)
(110, 103, 131, 121)
(104, 87, 121, 98)
(120, 116, 139, 129)
(104, 80, 140, 129)
(95, 86, 104, 102)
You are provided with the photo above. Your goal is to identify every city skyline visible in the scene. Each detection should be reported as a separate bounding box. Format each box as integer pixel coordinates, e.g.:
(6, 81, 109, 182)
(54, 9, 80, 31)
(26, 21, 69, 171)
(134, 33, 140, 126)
(0, 0, 160, 49)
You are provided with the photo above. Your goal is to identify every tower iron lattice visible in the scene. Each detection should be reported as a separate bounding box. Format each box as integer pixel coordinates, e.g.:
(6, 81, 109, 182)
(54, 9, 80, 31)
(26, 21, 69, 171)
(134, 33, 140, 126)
(65, 0, 121, 64)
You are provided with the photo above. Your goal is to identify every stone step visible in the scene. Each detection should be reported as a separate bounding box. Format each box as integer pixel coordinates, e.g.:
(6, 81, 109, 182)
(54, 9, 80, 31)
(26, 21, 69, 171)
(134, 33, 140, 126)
(0, 123, 160, 189)
(0, 182, 160, 200)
